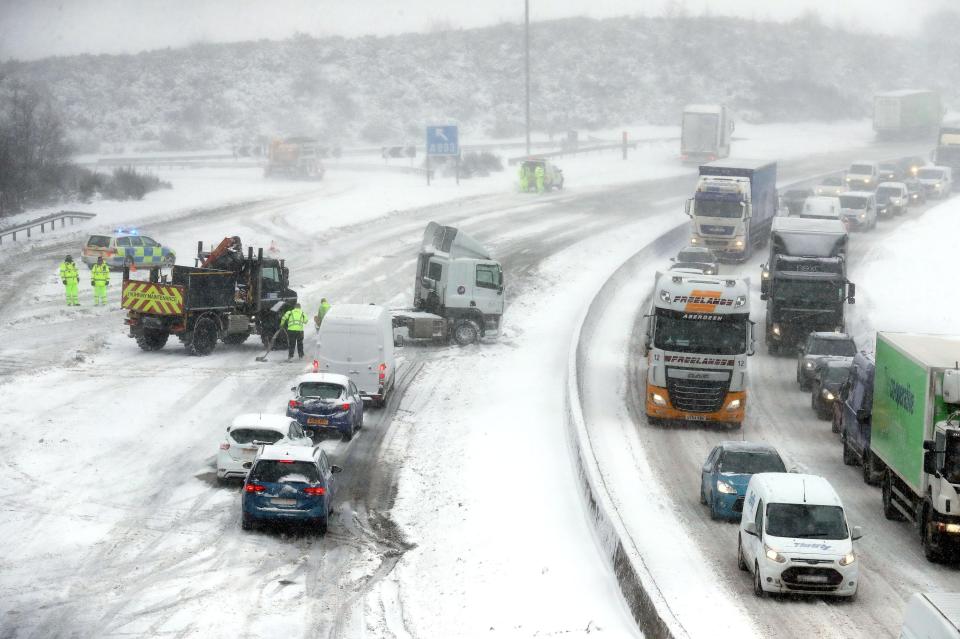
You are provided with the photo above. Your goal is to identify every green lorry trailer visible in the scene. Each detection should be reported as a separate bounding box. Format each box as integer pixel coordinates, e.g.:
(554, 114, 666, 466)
(871, 332, 960, 561)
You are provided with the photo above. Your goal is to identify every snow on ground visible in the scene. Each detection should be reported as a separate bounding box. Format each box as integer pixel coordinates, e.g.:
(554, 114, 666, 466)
(853, 195, 960, 339)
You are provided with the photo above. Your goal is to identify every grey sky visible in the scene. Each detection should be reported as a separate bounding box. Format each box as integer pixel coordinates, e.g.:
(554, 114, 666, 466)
(0, 0, 951, 61)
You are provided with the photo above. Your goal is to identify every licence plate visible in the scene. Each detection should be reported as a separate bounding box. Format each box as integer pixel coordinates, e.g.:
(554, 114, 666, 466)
(241, 447, 257, 458)
(307, 417, 328, 425)
(685, 415, 707, 422)
(271, 498, 297, 507)
(797, 574, 829, 583)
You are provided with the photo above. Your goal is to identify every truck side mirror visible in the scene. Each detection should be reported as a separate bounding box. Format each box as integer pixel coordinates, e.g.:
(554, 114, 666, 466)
(420, 277, 434, 290)
(747, 321, 756, 356)
(856, 408, 869, 422)
(847, 282, 856, 304)
(923, 449, 938, 475)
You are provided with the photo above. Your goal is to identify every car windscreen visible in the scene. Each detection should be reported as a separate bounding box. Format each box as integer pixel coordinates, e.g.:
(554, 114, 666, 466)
(718, 451, 786, 474)
(810, 338, 857, 357)
(875, 187, 901, 201)
(653, 311, 747, 355)
(299, 382, 344, 400)
(849, 164, 873, 175)
(86, 235, 111, 248)
(878, 164, 896, 172)
(918, 169, 943, 180)
(821, 177, 842, 186)
(677, 250, 713, 263)
(230, 428, 284, 444)
(838, 195, 868, 209)
(765, 503, 848, 540)
(249, 460, 320, 484)
(822, 365, 852, 384)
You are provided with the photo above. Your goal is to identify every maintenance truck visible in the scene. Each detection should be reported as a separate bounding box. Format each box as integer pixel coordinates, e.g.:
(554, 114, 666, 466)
(873, 90, 941, 140)
(933, 126, 960, 191)
(264, 137, 325, 179)
(122, 237, 297, 355)
(871, 332, 960, 562)
(641, 272, 754, 429)
(680, 104, 734, 163)
(760, 217, 854, 354)
(685, 159, 777, 262)
(392, 222, 504, 346)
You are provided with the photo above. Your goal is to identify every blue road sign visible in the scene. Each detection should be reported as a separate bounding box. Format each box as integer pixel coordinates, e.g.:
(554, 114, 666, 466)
(426, 125, 459, 156)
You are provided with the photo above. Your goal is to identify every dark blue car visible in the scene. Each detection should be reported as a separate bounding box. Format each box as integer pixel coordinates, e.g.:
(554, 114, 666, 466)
(839, 351, 880, 484)
(699, 442, 787, 520)
(241, 445, 342, 534)
(287, 373, 364, 442)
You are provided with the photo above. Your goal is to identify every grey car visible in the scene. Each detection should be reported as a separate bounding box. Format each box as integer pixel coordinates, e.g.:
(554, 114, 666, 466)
(673, 247, 719, 275)
(811, 357, 854, 420)
(797, 332, 857, 391)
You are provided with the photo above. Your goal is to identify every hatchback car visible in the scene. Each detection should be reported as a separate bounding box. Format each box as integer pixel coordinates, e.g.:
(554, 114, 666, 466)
(797, 332, 857, 391)
(81, 228, 176, 269)
(287, 373, 364, 441)
(673, 247, 719, 275)
(845, 161, 879, 191)
(814, 176, 847, 197)
(811, 357, 854, 421)
(877, 162, 898, 182)
(241, 445, 342, 534)
(780, 188, 813, 217)
(217, 414, 314, 483)
(874, 182, 909, 217)
(700, 442, 787, 521)
(905, 178, 927, 205)
(838, 192, 877, 230)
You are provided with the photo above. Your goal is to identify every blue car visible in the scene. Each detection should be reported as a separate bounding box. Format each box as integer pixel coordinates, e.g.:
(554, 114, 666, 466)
(241, 445, 341, 534)
(287, 373, 364, 441)
(699, 442, 787, 520)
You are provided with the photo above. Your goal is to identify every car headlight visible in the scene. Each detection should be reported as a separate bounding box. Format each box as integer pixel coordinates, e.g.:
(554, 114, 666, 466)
(761, 269, 770, 280)
(822, 389, 835, 401)
(858, 213, 866, 219)
(659, 289, 672, 303)
(772, 324, 781, 336)
(717, 480, 737, 494)
(944, 523, 960, 534)
(804, 361, 814, 369)
(650, 392, 667, 407)
(838, 552, 856, 566)
(764, 544, 787, 563)
(726, 398, 742, 411)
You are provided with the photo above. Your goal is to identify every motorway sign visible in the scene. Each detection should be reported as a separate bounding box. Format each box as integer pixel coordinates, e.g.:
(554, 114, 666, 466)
(426, 125, 459, 156)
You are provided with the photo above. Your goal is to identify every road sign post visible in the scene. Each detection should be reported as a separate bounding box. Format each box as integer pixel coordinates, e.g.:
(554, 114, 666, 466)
(426, 125, 460, 187)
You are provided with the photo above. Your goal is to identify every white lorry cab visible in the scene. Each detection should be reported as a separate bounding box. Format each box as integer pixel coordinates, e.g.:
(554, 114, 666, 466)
(901, 593, 960, 639)
(315, 303, 395, 407)
(642, 272, 753, 428)
(738, 473, 862, 599)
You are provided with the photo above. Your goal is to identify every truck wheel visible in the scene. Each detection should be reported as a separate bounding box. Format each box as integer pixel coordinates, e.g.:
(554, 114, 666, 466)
(882, 472, 906, 521)
(222, 333, 250, 345)
(862, 451, 879, 486)
(453, 320, 480, 346)
(922, 510, 944, 563)
(136, 329, 169, 351)
(187, 318, 218, 356)
(842, 438, 856, 466)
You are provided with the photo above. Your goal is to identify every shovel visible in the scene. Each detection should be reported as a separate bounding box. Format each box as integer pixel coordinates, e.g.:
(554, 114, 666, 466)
(255, 329, 284, 362)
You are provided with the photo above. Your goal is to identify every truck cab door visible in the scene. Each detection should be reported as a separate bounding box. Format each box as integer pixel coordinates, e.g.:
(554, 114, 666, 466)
(472, 262, 504, 316)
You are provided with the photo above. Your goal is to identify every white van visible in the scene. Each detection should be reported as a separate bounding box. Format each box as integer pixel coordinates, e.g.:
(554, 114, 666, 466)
(901, 593, 960, 639)
(737, 473, 861, 599)
(316, 303, 395, 407)
(917, 165, 954, 199)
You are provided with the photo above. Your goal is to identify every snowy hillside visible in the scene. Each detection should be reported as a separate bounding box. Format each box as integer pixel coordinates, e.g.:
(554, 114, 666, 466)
(1, 15, 953, 151)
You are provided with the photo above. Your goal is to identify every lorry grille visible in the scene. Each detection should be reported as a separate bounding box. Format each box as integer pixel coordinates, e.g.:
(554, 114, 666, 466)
(699, 224, 735, 236)
(666, 377, 729, 413)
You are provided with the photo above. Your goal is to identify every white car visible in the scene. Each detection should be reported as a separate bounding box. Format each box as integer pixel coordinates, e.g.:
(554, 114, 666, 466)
(216, 413, 313, 483)
(916, 165, 953, 199)
(814, 176, 848, 197)
(738, 473, 861, 599)
(874, 182, 909, 217)
(844, 161, 879, 191)
(838, 191, 877, 230)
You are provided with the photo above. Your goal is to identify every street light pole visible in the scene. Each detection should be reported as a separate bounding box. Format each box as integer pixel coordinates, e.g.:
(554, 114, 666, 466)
(525, 0, 531, 158)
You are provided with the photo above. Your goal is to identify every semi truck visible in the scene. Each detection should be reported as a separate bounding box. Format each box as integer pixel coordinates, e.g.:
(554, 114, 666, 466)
(871, 332, 960, 562)
(122, 237, 297, 355)
(760, 217, 855, 354)
(933, 126, 960, 191)
(873, 90, 941, 140)
(685, 159, 778, 261)
(641, 272, 754, 429)
(392, 222, 504, 346)
(264, 137, 325, 179)
(680, 104, 734, 163)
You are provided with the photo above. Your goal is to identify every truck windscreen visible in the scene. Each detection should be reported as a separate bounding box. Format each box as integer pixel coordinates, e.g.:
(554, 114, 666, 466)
(653, 311, 746, 355)
(943, 434, 960, 484)
(695, 193, 743, 218)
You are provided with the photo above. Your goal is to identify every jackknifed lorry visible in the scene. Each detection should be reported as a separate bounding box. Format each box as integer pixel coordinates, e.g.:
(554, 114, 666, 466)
(871, 332, 960, 562)
(680, 104, 734, 163)
(392, 222, 504, 346)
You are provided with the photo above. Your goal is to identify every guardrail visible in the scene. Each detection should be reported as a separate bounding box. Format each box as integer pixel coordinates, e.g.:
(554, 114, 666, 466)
(0, 210, 96, 246)
(506, 139, 669, 165)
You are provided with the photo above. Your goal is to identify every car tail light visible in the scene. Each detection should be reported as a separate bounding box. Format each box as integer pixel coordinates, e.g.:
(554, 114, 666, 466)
(304, 486, 326, 496)
(277, 459, 294, 464)
(219, 442, 230, 450)
(341, 403, 350, 412)
(288, 399, 301, 409)
(244, 483, 265, 493)
(313, 359, 319, 373)
(379, 363, 386, 381)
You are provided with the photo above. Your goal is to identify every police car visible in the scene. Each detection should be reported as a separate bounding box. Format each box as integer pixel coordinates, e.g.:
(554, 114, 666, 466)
(81, 228, 176, 269)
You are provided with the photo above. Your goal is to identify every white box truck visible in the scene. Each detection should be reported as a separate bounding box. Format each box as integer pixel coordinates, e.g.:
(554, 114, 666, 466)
(681, 104, 734, 163)
(316, 303, 395, 407)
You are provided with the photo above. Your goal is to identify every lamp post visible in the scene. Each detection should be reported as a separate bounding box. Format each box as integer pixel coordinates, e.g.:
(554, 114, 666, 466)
(525, 0, 530, 157)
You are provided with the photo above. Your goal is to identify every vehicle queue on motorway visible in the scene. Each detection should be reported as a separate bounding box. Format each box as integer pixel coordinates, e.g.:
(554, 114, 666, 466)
(649, 148, 959, 617)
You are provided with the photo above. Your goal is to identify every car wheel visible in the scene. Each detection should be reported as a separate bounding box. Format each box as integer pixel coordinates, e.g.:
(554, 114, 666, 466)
(699, 482, 706, 505)
(709, 497, 719, 521)
(241, 513, 253, 531)
(753, 563, 765, 597)
(356, 410, 364, 430)
(341, 424, 354, 442)
(737, 536, 748, 571)
(831, 412, 841, 434)
(842, 437, 856, 466)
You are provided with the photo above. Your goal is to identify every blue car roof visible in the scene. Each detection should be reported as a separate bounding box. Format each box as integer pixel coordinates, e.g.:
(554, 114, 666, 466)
(717, 441, 780, 454)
